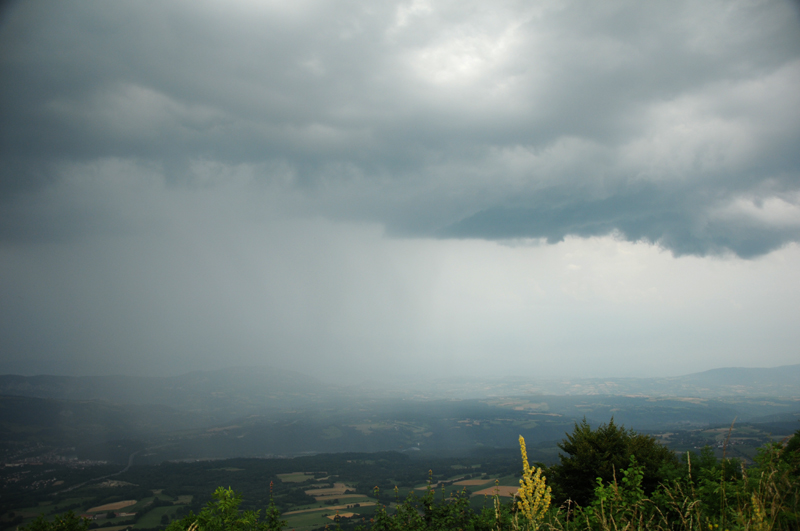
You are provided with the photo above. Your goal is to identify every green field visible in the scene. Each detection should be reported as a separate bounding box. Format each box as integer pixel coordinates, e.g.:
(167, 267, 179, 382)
(134, 506, 181, 529)
(284, 505, 377, 531)
(125, 498, 156, 513)
(277, 472, 315, 483)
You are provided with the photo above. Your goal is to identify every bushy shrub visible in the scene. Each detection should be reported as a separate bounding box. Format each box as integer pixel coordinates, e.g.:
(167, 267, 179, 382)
(166, 484, 285, 531)
(548, 418, 678, 507)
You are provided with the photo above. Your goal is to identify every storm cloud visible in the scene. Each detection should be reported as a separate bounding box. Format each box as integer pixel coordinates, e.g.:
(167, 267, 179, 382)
(3, 0, 800, 255)
(1, 1, 799, 379)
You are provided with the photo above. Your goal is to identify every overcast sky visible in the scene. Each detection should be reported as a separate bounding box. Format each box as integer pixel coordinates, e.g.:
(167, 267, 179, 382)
(1, 0, 799, 382)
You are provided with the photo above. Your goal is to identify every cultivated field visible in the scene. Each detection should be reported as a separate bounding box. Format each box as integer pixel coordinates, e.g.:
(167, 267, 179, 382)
(284, 502, 375, 516)
(87, 500, 137, 512)
(454, 479, 493, 486)
(304, 482, 351, 499)
(473, 486, 518, 497)
(277, 472, 316, 483)
(327, 513, 356, 520)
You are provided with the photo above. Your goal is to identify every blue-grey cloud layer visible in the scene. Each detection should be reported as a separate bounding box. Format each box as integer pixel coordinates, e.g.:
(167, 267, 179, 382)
(1, 0, 800, 256)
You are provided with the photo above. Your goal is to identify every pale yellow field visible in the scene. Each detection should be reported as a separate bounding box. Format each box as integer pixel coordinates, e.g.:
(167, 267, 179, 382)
(87, 500, 137, 512)
(327, 513, 356, 520)
(454, 479, 493, 486)
(305, 482, 349, 496)
(473, 486, 519, 498)
(283, 502, 375, 515)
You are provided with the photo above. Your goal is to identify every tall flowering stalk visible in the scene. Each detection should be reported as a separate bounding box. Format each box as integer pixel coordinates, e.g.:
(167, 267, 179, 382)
(517, 435, 552, 530)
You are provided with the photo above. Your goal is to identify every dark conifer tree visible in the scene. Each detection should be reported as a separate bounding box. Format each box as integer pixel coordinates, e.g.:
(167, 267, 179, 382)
(549, 417, 678, 506)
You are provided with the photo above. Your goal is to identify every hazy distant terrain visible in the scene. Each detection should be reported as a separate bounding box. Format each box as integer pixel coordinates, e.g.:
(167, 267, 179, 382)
(405, 364, 800, 399)
(3, 364, 799, 407)
(2, 365, 799, 465)
(0, 367, 334, 422)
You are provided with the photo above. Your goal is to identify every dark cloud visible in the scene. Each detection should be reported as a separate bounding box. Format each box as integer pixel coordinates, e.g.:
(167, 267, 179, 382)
(1, 0, 799, 256)
(444, 174, 800, 257)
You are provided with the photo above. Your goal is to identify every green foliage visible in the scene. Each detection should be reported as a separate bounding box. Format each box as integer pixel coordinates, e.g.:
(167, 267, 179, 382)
(778, 428, 800, 477)
(561, 455, 654, 531)
(369, 479, 501, 531)
(158, 427, 800, 531)
(166, 486, 286, 531)
(33, 423, 794, 531)
(740, 431, 800, 530)
(549, 417, 678, 506)
(19, 512, 90, 531)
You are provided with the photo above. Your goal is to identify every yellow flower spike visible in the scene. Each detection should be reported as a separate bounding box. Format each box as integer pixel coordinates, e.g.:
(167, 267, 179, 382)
(517, 435, 551, 531)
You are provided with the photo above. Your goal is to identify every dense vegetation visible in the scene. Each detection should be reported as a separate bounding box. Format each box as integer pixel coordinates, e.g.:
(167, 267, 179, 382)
(548, 418, 679, 507)
(168, 421, 800, 531)
(16, 419, 800, 531)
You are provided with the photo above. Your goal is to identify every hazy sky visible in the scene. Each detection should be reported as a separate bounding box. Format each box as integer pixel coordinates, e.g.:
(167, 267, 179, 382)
(1, 1, 799, 381)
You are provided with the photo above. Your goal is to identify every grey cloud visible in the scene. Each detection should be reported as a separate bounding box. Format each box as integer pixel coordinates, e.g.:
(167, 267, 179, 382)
(1, 0, 800, 256)
(443, 184, 800, 258)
